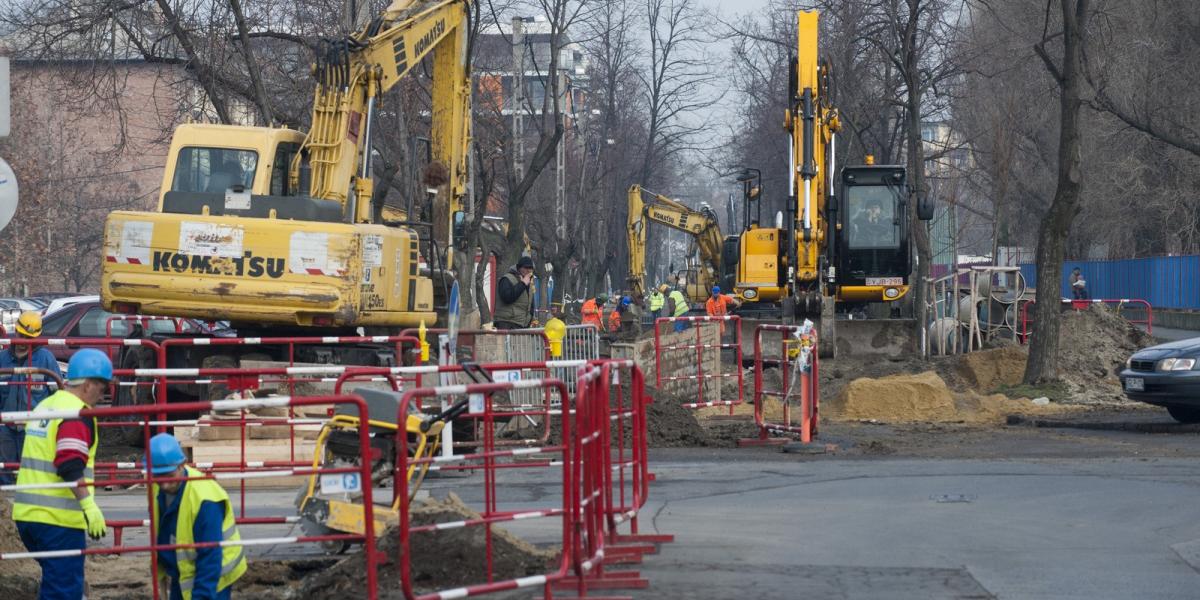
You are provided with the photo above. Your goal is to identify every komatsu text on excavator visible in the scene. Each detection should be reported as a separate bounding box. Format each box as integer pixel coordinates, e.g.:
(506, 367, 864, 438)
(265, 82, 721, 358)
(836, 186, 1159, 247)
(101, 0, 471, 341)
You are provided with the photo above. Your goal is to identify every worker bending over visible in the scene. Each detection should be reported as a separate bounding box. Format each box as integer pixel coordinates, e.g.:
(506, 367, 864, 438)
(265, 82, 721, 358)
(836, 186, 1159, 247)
(149, 433, 247, 600)
(13, 349, 111, 600)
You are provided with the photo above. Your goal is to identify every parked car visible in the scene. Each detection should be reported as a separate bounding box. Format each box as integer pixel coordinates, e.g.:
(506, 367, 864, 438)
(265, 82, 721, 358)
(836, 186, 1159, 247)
(1119, 337, 1200, 423)
(26, 301, 229, 363)
(40, 295, 99, 316)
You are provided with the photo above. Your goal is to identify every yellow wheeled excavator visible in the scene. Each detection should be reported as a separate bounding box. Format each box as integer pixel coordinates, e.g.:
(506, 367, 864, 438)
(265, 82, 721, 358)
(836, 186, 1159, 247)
(626, 184, 724, 306)
(101, 0, 471, 337)
(728, 10, 932, 356)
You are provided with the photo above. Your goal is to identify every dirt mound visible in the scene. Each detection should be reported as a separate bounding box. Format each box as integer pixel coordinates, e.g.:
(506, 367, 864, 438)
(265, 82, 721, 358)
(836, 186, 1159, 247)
(0, 494, 38, 595)
(827, 371, 957, 422)
(644, 387, 711, 447)
(825, 371, 1070, 424)
(956, 346, 1027, 390)
(1056, 304, 1155, 403)
(295, 493, 557, 598)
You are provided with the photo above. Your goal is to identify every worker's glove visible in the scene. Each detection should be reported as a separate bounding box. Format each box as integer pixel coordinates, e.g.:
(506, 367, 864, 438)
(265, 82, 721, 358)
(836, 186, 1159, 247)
(79, 494, 107, 540)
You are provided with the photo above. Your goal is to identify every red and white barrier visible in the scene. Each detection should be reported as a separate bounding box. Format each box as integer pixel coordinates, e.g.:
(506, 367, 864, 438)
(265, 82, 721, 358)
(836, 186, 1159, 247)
(652, 315, 744, 412)
(738, 324, 820, 447)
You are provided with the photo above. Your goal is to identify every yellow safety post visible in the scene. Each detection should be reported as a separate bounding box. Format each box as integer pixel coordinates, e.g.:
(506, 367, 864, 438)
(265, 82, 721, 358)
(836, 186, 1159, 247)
(544, 317, 566, 358)
(418, 320, 430, 362)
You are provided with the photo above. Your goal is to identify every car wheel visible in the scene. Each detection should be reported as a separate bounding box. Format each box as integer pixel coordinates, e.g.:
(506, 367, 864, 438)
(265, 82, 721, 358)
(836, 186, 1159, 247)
(110, 348, 157, 446)
(1166, 405, 1200, 424)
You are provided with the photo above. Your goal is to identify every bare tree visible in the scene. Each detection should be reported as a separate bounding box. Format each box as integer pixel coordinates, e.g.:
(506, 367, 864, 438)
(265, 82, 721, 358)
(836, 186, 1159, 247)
(1024, 0, 1092, 384)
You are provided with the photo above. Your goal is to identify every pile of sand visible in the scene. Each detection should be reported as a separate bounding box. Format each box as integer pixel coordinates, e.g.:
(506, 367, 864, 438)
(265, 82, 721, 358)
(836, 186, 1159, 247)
(295, 493, 558, 598)
(825, 371, 1069, 424)
(955, 346, 1027, 390)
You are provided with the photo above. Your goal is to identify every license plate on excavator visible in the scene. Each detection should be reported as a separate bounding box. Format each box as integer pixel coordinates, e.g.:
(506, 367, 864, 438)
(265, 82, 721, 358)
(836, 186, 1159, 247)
(865, 277, 903, 286)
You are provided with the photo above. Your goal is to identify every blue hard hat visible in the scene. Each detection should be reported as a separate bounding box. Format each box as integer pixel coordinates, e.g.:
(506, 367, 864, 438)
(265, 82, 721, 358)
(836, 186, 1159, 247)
(147, 433, 187, 475)
(66, 348, 113, 382)
(621, 296, 632, 306)
(712, 286, 722, 295)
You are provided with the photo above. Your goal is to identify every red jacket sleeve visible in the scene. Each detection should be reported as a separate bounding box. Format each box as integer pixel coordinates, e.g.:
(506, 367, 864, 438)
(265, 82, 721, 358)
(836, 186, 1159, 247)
(54, 419, 94, 481)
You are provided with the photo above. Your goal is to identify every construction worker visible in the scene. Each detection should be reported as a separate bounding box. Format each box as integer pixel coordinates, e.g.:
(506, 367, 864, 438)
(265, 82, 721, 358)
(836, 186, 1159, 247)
(705, 286, 742, 335)
(494, 256, 536, 330)
(608, 296, 632, 333)
(666, 286, 690, 332)
(0, 311, 62, 485)
(13, 348, 112, 600)
(647, 284, 667, 320)
(581, 293, 608, 330)
(148, 433, 247, 600)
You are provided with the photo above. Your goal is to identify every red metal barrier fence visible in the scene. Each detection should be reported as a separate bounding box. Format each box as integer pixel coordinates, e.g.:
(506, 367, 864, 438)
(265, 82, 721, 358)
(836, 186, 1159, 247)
(652, 316, 743, 411)
(1, 351, 671, 599)
(738, 325, 820, 447)
(0, 393, 381, 600)
(1020, 298, 1153, 342)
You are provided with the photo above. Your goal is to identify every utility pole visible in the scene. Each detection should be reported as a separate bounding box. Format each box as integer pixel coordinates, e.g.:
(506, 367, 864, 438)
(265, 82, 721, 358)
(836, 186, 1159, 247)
(511, 17, 526, 182)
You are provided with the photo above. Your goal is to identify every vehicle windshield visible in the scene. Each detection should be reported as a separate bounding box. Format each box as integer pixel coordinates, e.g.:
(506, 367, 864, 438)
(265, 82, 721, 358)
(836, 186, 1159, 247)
(171, 147, 258, 194)
(846, 184, 900, 249)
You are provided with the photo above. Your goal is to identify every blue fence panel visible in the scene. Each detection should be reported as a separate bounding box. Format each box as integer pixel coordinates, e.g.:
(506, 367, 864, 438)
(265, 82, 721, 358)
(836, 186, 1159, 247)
(1017, 256, 1200, 310)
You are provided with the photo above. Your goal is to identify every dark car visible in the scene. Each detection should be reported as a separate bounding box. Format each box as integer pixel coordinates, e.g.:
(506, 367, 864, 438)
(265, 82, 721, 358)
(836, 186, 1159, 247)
(22, 301, 230, 364)
(1119, 337, 1200, 423)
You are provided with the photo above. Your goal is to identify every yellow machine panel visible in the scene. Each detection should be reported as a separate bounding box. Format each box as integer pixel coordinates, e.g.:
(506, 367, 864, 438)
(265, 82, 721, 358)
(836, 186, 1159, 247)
(102, 212, 434, 326)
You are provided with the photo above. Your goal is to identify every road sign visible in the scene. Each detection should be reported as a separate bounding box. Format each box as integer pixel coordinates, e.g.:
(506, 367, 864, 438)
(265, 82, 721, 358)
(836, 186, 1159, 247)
(0, 157, 17, 233)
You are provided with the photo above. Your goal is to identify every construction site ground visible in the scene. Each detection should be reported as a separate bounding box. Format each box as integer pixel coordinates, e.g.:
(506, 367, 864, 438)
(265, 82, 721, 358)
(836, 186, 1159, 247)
(4, 305, 1199, 599)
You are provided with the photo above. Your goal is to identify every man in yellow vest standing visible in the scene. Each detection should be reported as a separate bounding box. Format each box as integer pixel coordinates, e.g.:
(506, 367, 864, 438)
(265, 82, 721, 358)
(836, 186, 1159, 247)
(148, 432, 247, 600)
(13, 348, 112, 600)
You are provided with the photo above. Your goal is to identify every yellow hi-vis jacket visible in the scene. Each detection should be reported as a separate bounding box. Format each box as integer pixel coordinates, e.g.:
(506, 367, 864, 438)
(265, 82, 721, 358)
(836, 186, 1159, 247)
(153, 466, 248, 599)
(669, 290, 689, 317)
(12, 390, 96, 529)
(648, 291, 665, 311)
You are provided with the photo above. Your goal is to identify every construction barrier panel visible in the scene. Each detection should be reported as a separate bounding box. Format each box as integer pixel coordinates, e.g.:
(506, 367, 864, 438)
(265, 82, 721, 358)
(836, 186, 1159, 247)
(652, 316, 743, 411)
(0, 393, 382, 600)
(394, 377, 573, 599)
(1019, 298, 1153, 343)
(739, 325, 820, 447)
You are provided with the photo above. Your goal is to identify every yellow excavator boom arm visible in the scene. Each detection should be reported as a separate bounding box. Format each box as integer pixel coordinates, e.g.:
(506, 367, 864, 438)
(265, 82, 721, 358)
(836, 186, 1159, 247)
(626, 184, 723, 301)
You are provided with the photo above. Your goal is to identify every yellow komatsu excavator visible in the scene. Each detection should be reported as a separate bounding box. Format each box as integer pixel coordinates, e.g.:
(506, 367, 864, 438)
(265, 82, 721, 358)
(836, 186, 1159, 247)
(101, 0, 471, 335)
(729, 10, 932, 356)
(626, 184, 723, 306)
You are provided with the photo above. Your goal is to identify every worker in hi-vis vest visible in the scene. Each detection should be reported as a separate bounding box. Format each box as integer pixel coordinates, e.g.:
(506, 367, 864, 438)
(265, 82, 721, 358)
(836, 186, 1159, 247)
(149, 432, 247, 600)
(13, 348, 112, 600)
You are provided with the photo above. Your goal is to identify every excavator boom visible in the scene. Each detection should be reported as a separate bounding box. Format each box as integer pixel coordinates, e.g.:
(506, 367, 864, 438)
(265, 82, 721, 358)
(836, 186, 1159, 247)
(626, 184, 723, 305)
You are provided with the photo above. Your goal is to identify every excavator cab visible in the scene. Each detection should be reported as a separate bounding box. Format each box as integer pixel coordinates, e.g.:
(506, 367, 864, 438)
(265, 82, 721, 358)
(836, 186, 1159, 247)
(833, 164, 913, 305)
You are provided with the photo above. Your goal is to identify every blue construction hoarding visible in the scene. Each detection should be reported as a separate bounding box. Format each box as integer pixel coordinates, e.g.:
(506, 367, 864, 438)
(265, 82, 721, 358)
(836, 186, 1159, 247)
(1019, 255, 1200, 310)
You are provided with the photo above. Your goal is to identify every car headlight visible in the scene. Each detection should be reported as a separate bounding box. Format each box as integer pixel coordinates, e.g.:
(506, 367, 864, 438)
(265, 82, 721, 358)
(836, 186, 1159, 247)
(1125, 357, 1132, 370)
(1159, 358, 1196, 371)
(884, 287, 900, 299)
(742, 289, 757, 299)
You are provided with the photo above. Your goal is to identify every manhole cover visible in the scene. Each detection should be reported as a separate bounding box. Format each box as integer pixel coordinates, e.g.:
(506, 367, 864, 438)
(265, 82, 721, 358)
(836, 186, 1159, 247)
(931, 493, 976, 503)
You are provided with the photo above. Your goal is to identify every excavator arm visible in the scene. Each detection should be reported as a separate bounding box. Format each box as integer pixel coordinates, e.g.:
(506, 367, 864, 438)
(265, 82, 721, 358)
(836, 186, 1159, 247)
(626, 184, 723, 302)
(299, 0, 470, 250)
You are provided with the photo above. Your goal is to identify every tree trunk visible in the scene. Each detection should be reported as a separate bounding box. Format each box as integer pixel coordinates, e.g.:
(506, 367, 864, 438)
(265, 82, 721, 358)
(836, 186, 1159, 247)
(1024, 0, 1090, 384)
(902, 0, 933, 354)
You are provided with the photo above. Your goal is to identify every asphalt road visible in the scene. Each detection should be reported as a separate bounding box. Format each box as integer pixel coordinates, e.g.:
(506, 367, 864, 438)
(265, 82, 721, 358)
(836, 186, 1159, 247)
(92, 413, 1200, 600)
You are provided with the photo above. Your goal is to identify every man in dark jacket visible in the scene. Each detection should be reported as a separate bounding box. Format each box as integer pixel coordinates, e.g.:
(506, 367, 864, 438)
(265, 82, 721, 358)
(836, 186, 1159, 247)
(494, 256, 535, 329)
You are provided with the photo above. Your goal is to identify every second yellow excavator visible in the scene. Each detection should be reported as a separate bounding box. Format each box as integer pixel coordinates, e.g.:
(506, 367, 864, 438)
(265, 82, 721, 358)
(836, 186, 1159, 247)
(626, 184, 724, 307)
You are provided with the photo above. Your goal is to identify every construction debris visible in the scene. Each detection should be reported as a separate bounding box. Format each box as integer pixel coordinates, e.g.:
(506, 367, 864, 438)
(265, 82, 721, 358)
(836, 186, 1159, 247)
(294, 492, 557, 598)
